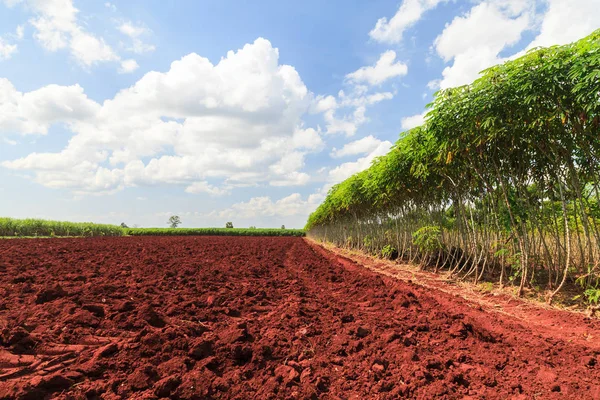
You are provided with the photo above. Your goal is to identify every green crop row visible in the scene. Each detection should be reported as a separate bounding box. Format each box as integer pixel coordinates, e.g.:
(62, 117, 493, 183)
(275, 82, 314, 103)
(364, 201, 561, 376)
(125, 228, 305, 237)
(306, 29, 600, 304)
(0, 218, 306, 238)
(0, 218, 124, 237)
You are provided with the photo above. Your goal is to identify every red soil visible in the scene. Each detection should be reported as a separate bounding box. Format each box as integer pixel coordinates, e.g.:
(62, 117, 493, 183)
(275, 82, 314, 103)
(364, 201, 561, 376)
(0, 236, 598, 399)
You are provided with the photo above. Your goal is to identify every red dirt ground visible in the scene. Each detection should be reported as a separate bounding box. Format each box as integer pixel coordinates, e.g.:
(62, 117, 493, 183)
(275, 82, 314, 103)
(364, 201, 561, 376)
(0, 237, 598, 399)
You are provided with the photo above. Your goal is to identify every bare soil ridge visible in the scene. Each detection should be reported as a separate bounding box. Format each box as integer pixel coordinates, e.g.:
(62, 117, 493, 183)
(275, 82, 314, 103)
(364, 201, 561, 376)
(0, 236, 598, 399)
(308, 239, 600, 352)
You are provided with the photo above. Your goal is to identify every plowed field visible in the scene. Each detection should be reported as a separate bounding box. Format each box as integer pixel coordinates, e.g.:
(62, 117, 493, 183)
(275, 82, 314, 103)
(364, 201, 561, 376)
(0, 236, 598, 399)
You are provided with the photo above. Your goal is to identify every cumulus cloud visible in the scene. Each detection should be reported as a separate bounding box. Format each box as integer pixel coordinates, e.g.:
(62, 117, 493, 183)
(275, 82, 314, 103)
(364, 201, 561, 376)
(432, 0, 600, 90)
(346, 51, 408, 86)
(310, 95, 337, 114)
(184, 181, 229, 196)
(292, 127, 324, 151)
(401, 113, 425, 130)
(527, 0, 600, 49)
(330, 135, 386, 158)
(119, 58, 139, 74)
(316, 89, 394, 136)
(310, 51, 403, 138)
(3, 0, 123, 67)
(0, 79, 100, 135)
(118, 22, 148, 38)
(434, 1, 533, 89)
(211, 193, 322, 219)
(1, 38, 323, 195)
(308, 48, 404, 139)
(69, 31, 119, 66)
(426, 79, 441, 90)
(0, 38, 17, 59)
(328, 140, 393, 183)
(370, 0, 447, 44)
(118, 21, 155, 54)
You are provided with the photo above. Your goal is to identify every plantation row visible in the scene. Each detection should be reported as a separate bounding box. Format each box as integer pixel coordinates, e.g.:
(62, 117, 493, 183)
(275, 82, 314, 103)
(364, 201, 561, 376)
(0, 218, 124, 237)
(125, 228, 305, 237)
(0, 218, 305, 238)
(306, 30, 600, 304)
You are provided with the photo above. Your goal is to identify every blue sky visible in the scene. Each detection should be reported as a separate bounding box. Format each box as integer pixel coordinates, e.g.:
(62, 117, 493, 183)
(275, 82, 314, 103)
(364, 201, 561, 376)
(0, 0, 598, 228)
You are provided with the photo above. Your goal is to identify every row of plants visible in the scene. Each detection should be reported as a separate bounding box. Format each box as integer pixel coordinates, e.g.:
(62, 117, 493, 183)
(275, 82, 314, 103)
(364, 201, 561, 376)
(0, 218, 306, 238)
(125, 228, 305, 237)
(0, 218, 124, 237)
(306, 30, 600, 305)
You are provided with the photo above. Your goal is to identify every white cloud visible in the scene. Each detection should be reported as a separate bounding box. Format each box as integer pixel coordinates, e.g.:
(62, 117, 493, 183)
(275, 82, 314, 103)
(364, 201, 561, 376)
(118, 22, 148, 38)
(310, 95, 337, 114)
(292, 127, 324, 151)
(330, 135, 386, 158)
(15, 25, 24, 40)
(401, 112, 425, 130)
(370, 0, 447, 44)
(431, 0, 600, 90)
(0, 38, 17, 59)
(5, 0, 121, 67)
(185, 181, 229, 196)
(268, 151, 310, 186)
(527, 0, 600, 49)
(346, 51, 408, 86)
(426, 79, 440, 90)
(270, 172, 311, 187)
(1, 38, 322, 195)
(311, 52, 401, 137)
(119, 58, 139, 74)
(23, 0, 79, 51)
(309, 52, 401, 138)
(104, 2, 116, 12)
(2, 137, 17, 145)
(320, 89, 394, 136)
(118, 21, 155, 54)
(0, 78, 100, 135)
(434, 1, 533, 89)
(323, 108, 362, 137)
(70, 30, 119, 66)
(211, 193, 321, 219)
(328, 140, 393, 183)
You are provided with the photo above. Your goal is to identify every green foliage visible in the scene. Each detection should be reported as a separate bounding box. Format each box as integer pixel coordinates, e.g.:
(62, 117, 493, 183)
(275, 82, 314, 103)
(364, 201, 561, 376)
(381, 244, 398, 260)
(306, 30, 600, 300)
(168, 216, 181, 228)
(0, 217, 124, 237)
(306, 30, 600, 233)
(345, 236, 354, 247)
(412, 226, 442, 254)
(574, 287, 600, 305)
(225, 222, 234, 229)
(126, 228, 305, 237)
(584, 288, 600, 305)
(363, 235, 373, 250)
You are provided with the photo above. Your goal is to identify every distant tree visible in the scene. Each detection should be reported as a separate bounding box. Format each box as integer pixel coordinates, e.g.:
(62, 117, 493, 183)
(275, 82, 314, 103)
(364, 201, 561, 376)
(281, 225, 285, 229)
(225, 222, 234, 229)
(120, 222, 129, 228)
(169, 216, 181, 228)
(249, 226, 257, 229)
